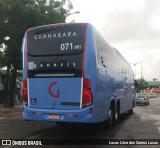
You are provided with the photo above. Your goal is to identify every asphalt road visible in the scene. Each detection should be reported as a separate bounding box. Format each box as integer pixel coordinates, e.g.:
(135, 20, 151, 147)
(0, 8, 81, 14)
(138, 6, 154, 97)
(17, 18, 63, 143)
(0, 97, 160, 147)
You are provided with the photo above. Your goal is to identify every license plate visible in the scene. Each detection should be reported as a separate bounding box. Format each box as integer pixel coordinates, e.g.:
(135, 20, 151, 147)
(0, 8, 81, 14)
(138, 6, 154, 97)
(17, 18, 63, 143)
(48, 114, 60, 119)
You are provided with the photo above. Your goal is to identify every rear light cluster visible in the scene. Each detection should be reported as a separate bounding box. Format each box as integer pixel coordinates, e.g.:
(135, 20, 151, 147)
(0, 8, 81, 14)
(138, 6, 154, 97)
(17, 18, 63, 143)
(82, 78, 93, 108)
(23, 80, 28, 106)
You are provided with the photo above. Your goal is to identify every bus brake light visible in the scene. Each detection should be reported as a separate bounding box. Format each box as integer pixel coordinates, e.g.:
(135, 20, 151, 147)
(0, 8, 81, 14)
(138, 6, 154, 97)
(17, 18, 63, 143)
(23, 80, 28, 106)
(82, 78, 93, 108)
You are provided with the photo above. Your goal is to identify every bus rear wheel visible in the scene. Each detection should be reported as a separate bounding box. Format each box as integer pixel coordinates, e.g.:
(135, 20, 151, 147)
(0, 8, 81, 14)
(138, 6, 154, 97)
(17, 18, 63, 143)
(114, 107, 119, 124)
(108, 109, 114, 127)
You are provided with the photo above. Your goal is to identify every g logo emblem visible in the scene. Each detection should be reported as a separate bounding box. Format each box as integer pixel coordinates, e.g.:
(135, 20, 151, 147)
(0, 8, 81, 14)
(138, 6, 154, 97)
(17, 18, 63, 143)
(48, 82, 60, 98)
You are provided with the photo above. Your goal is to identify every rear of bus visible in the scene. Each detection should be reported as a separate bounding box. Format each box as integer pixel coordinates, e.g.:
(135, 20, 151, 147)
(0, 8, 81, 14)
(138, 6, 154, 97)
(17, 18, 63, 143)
(22, 23, 95, 123)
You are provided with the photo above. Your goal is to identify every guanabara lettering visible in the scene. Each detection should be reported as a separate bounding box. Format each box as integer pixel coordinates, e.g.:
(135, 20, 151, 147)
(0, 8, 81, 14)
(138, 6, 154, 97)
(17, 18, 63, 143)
(34, 32, 77, 40)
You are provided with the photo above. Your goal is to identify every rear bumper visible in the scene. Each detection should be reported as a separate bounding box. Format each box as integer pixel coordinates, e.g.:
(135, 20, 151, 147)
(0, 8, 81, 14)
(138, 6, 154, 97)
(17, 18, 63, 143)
(23, 105, 95, 123)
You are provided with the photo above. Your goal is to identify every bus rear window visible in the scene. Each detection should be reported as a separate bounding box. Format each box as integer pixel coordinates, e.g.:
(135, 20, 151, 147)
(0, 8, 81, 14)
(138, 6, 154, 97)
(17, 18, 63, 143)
(27, 24, 86, 56)
(26, 24, 87, 77)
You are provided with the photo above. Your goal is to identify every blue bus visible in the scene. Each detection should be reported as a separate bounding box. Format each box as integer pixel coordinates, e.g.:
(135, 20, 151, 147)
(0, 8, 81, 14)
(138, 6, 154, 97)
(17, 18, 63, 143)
(22, 23, 135, 125)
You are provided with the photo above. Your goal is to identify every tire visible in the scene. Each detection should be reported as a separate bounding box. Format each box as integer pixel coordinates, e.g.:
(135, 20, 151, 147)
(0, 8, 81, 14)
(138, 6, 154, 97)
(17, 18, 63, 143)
(114, 106, 119, 124)
(108, 109, 114, 127)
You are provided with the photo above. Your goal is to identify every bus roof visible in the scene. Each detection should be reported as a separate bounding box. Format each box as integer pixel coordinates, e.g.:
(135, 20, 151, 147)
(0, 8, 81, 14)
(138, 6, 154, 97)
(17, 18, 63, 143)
(27, 23, 89, 31)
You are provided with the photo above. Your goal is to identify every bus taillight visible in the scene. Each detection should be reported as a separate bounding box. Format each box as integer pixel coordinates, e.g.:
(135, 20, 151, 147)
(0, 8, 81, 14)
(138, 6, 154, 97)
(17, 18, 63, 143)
(23, 80, 28, 106)
(82, 78, 93, 108)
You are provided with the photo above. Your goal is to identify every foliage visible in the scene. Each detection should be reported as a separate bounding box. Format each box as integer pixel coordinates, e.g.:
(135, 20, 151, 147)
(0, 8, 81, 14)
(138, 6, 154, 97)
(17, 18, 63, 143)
(136, 78, 148, 92)
(0, 0, 73, 107)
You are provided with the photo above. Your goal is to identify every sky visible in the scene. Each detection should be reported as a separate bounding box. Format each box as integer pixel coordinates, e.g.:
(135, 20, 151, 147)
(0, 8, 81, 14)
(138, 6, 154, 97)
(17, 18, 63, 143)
(68, 0, 160, 81)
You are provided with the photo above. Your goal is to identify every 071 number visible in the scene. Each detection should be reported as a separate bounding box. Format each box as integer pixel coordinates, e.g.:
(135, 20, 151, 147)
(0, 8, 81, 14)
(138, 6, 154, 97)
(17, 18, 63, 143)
(60, 43, 73, 50)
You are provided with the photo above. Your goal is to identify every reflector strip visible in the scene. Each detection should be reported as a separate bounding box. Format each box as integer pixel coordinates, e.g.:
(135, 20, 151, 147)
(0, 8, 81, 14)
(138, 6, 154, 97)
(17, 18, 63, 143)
(32, 112, 37, 115)
(35, 73, 75, 77)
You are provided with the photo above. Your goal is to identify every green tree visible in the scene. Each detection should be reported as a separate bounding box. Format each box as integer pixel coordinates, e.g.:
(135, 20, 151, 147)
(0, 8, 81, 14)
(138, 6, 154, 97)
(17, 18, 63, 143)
(0, 0, 72, 107)
(136, 78, 148, 93)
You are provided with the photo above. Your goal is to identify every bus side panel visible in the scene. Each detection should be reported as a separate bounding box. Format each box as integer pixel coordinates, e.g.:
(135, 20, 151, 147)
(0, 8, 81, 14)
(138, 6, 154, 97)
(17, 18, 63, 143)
(84, 25, 104, 123)
(84, 25, 97, 122)
(94, 34, 114, 122)
(85, 25, 115, 123)
(96, 65, 111, 122)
